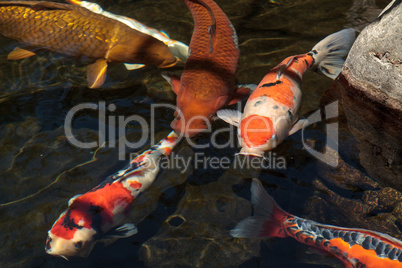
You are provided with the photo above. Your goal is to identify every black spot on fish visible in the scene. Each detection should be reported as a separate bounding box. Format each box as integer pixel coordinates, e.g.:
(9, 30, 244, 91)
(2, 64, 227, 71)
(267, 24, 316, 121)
(389, 248, 398, 260)
(398, 251, 402, 262)
(376, 242, 385, 256)
(338, 231, 345, 239)
(254, 101, 261, 107)
(296, 219, 303, 228)
(332, 230, 339, 238)
(351, 232, 358, 241)
(261, 80, 283, 88)
(316, 237, 324, 244)
(322, 229, 331, 240)
(384, 244, 392, 255)
(312, 49, 318, 54)
(294, 57, 299, 63)
(304, 59, 309, 67)
(323, 241, 330, 247)
(273, 105, 278, 109)
(311, 225, 317, 232)
(62, 210, 82, 230)
(362, 236, 371, 250)
(343, 232, 351, 243)
(371, 237, 379, 248)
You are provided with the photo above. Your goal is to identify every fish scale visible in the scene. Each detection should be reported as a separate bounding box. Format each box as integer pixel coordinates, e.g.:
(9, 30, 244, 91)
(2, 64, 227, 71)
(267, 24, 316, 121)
(0, 1, 177, 88)
(231, 179, 402, 267)
(182, 0, 239, 100)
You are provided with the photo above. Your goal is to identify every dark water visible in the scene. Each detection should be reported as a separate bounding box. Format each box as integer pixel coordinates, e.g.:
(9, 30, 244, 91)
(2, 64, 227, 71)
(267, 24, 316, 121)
(0, 0, 399, 267)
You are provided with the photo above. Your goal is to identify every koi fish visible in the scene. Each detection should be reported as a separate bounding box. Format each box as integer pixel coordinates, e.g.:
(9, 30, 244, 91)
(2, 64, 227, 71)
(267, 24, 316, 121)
(163, 0, 251, 137)
(66, 0, 189, 70)
(231, 179, 402, 268)
(45, 131, 179, 259)
(0, 1, 177, 88)
(217, 29, 355, 156)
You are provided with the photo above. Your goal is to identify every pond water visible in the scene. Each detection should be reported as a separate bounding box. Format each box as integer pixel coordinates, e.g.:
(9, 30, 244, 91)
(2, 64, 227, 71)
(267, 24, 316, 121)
(0, 0, 399, 267)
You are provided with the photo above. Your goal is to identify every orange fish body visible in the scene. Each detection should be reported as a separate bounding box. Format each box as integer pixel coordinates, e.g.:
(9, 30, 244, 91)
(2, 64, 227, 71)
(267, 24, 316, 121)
(232, 179, 402, 268)
(218, 29, 356, 156)
(0, 1, 176, 88)
(165, 0, 241, 137)
(45, 132, 179, 259)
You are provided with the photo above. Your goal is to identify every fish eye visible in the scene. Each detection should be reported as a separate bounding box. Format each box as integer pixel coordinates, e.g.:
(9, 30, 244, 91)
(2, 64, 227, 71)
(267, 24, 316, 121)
(75, 241, 83, 249)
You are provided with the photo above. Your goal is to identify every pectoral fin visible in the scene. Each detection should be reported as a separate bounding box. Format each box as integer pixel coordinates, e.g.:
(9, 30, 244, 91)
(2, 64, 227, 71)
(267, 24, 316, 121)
(216, 109, 242, 127)
(87, 59, 108, 88)
(288, 119, 308, 136)
(124, 63, 145, 70)
(7, 47, 37, 60)
(228, 84, 258, 105)
(161, 72, 181, 94)
(103, 223, 138, 240)
(68, 194, 82, 206)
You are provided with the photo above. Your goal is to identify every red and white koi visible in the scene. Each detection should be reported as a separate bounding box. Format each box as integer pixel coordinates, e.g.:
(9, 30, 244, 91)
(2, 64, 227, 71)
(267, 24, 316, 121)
(232, 179, 402, 268)
(66, 0, 189, 70)
(45, 131, 179, 259)
(218, 29, 355, 157)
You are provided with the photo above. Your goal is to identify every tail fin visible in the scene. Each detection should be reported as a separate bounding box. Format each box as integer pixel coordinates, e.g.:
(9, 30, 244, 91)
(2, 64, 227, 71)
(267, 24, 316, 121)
(230, 179, 289, 238)
(311, 28, 355, 80)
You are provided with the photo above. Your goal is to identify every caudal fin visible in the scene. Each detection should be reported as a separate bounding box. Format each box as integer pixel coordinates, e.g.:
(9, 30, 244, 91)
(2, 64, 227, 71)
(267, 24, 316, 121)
(230, 179, 288, 238)
(311, 28, 355, 80)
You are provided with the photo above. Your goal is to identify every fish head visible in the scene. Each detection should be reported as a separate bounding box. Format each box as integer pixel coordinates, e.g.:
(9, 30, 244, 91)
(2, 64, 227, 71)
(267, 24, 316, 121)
(171, 104, 214, 138)
(109, 36, 177, 68)
(171, 94, 229, 137)
(238, 114, 279, 154)
(45, 202, 97, 258)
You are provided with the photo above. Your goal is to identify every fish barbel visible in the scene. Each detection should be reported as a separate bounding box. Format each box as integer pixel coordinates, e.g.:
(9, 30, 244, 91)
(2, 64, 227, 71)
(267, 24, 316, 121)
(0, 1, 177, 88)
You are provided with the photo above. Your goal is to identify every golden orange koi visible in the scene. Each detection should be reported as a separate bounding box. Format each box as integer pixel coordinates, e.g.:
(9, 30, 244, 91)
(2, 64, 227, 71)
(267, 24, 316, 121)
(0, 1, 177, 88)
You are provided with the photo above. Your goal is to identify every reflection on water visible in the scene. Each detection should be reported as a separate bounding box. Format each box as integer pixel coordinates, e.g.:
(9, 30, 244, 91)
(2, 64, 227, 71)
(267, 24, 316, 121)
(0, 0, 397, 267)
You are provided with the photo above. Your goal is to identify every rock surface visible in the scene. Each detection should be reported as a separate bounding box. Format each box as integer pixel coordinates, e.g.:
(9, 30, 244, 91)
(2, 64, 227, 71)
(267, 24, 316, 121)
(342, 0, 402, 115)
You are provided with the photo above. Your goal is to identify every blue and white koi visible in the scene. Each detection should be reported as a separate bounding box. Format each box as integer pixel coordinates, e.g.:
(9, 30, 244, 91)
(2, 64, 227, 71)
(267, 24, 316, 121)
(67, 0, 189, 70)
(218, 29, 355, 157)
(232, 179, 402, 268)
(45, 131, 179, 259)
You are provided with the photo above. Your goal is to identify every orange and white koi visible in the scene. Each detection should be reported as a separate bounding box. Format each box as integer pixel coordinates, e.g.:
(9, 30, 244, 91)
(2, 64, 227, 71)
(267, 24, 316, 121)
(66, 0, 189, 70)
(162, 0, 252, 137)
(232, 179, 402, 268)
(45, 131, 179, 259)
(218, 29, 355, 156)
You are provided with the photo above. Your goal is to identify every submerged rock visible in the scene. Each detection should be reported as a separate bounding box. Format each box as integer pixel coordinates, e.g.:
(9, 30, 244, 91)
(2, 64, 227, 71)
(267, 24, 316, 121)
(342, 0, 402, 115)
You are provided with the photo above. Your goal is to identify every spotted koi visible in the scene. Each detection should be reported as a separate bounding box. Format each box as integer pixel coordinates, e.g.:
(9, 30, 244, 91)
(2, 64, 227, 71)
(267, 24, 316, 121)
(231, 179, 402, 268)
(218, 29, 355, 156)
(45, 131, 179, 259)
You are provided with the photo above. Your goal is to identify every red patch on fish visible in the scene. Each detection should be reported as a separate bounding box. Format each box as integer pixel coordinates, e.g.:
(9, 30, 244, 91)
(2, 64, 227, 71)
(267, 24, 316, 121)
(249, 73, 295, 108)
(129, 181, 142, 189)
(51, 181, 134, 240)
(240, 115, 275, 147)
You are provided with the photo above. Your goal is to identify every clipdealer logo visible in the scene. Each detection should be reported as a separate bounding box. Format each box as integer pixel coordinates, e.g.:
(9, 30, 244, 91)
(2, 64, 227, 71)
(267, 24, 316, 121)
(64, 100, 339, 167)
